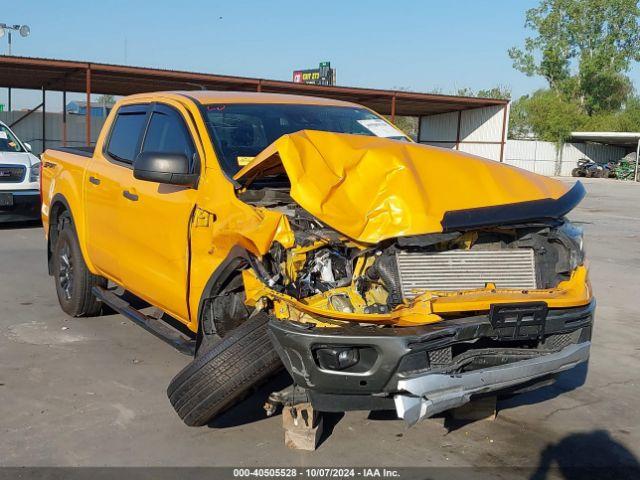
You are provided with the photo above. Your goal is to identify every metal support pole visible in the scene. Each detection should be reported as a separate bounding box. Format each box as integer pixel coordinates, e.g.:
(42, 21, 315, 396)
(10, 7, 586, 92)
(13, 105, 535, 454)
(390, 95, 396, 122)
(257, 79, 262, 92)
(7, 87, 11, 112)
(62, 90, 67, 147)
(85, 65, 91, 147)
(634, 138, 639, 182)
(499, 104, 509, 162)
(455, 111, 462, 150)
(417, 115, 423, 143)
(9, 102, 43, 129)
(7, 31, 12, 56)
(42, 87, 46, 151)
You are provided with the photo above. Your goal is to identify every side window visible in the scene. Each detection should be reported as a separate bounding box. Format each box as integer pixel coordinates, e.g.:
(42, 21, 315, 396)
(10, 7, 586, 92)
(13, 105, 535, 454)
(105, 106, 148, 164)
(142, 106, 196, 171)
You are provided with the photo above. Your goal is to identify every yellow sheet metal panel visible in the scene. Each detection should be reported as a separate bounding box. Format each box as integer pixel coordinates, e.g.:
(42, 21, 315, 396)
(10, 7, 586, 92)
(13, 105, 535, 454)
(236, 130, 569, 244)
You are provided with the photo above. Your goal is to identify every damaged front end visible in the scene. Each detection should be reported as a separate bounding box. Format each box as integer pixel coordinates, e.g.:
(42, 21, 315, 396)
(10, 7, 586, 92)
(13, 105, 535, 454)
(227, 130, 594, 423)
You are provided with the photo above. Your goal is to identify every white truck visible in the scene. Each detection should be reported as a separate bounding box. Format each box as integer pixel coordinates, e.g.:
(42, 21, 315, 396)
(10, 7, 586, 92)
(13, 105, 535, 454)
(0, 121, 41, 222)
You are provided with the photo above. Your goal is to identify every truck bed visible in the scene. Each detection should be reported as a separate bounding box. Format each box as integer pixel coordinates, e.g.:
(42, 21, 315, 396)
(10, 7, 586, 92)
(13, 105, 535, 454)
(48, 146, 95, 158)
(40, 146, 97, 234)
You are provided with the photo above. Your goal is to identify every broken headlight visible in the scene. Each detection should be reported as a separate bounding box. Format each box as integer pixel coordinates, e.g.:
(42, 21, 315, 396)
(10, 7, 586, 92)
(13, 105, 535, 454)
(559, 220, 585, 270)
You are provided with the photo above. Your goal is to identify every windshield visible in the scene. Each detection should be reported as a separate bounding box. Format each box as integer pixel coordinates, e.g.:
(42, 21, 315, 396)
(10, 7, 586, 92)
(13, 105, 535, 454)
(0, 124, 25, 153)
(203, 103, 408, 176)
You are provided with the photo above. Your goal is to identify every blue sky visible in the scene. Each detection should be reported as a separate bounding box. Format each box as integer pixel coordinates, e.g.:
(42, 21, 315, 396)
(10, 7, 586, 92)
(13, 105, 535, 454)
(3, 0, 640, 111)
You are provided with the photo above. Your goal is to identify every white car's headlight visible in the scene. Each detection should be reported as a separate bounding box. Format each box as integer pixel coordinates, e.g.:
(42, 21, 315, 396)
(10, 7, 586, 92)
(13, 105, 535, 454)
(29, 162, 41, 183)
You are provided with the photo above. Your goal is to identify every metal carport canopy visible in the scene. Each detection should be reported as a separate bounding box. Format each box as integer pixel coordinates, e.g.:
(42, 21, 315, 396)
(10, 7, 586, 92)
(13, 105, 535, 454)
(0, 55, 508, 117)
(570, 131, 640, 181)
(570, 131, 640, 147)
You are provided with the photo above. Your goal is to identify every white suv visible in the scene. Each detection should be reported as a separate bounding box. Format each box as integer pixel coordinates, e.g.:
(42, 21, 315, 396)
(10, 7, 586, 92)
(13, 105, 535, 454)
(0, 121, 41, 222)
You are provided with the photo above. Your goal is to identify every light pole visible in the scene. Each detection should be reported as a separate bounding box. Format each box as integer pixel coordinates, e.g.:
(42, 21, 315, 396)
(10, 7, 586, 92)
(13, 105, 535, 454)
(0, 23, 30, 55)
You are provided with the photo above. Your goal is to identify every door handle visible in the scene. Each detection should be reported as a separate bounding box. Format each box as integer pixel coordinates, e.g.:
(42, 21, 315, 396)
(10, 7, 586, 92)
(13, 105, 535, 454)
(88, 176, 101, 185)
(122, 190, 138, 201)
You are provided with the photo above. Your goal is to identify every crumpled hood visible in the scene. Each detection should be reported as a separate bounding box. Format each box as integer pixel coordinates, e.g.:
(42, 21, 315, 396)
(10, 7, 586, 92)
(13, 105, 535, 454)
(235, 130, 580, 244)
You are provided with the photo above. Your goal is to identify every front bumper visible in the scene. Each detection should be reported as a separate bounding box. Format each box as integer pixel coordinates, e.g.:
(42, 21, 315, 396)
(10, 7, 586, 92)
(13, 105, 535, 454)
(0, 190, 41, 222)
(394, 341, 589, 424)
(267, 301, 594, 423)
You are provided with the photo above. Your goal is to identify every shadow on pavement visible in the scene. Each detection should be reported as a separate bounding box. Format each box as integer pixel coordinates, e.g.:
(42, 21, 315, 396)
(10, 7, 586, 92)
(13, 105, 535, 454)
(0, 219, 42, 230)
(530, 430, 640, 479)
(207, 370, 293, 429)
(208, 369, 346, 448)
(317, 412, 345, 448)
(499, 362, 588, 411)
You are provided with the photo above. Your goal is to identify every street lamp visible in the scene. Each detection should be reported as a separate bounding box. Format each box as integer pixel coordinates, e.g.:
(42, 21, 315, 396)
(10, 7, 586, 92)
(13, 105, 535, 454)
(0, 23, 31, 55)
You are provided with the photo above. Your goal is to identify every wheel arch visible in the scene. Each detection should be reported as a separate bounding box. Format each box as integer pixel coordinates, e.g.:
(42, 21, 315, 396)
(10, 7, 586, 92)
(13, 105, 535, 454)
(47, 194, 74, 275)
(194, 246, 253, 352)
(47, 192, 98, 277)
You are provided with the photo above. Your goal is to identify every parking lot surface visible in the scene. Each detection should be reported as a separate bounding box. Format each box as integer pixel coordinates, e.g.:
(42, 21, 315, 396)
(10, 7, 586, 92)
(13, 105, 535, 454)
(1, 178, 639, 472)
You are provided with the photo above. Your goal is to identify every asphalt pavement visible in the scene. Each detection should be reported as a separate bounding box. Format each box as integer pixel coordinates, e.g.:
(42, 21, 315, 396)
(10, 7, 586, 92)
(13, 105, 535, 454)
(1, 178, 639, 476)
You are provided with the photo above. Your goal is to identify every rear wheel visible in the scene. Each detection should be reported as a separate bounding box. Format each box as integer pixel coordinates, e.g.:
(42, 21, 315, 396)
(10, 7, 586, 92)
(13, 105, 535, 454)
(52, 213, 106, 317)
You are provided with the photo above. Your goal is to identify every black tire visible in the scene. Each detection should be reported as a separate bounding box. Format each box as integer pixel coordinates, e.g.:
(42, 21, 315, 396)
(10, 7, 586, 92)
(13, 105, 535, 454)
(167, 312, 282, 426)
(571, 168, 584, 177)
(52, 215, 106, 317)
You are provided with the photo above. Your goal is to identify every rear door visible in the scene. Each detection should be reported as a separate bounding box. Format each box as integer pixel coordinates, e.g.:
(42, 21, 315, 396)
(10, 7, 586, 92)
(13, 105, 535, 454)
(116, 102, 200, 322)
(84, 104, 149, 281)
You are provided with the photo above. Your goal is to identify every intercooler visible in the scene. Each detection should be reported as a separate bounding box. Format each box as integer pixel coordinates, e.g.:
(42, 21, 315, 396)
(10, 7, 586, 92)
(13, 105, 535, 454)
(396, 249, 537, 298)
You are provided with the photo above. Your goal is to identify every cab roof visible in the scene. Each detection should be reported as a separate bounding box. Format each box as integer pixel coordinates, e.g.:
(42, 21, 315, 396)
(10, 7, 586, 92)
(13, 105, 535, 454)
(126, 90, 360, 108)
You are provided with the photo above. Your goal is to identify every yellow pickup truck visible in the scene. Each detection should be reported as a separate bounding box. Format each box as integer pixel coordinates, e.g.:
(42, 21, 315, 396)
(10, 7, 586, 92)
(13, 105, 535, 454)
(41, 91, 593, 427)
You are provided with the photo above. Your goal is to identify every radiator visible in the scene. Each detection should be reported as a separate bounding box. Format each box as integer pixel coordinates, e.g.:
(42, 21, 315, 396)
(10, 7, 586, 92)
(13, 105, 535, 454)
(396, 249, 537, 298)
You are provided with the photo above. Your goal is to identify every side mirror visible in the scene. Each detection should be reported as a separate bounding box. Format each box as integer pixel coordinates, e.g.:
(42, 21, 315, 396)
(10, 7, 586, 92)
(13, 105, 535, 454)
(133, 152, 198, 186)
(24, 142, 32, 152)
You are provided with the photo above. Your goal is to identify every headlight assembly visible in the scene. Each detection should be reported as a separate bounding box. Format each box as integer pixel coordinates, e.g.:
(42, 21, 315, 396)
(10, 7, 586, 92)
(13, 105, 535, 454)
(559, 220, 585, 270)
(29, 162, 40, 183)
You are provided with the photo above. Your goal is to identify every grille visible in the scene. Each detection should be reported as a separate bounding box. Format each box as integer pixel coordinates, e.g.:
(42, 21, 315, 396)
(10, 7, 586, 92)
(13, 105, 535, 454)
(428, 347, 453, 366)
(396, 249, 537, 298)
(0, 165, 26, 183)
(540, 330, 581, 351)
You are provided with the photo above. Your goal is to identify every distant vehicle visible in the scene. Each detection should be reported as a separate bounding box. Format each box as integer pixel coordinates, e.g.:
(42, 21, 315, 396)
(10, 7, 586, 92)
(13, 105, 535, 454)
(0, 121, 41, 222)
(571, 158, 615, 178)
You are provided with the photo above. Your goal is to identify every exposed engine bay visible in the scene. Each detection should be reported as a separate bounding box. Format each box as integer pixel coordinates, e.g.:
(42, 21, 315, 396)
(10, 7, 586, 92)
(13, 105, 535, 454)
(234, 187, 587, 328)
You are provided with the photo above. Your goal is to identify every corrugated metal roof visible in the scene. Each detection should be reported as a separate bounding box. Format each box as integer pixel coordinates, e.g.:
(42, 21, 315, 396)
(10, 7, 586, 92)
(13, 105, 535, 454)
(0, 55, 509, 117)
(570, 132, 640, 146)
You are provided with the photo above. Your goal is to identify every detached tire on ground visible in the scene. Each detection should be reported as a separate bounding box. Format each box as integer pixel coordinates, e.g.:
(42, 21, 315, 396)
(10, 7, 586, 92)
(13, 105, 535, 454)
(167, 312, 282, 426)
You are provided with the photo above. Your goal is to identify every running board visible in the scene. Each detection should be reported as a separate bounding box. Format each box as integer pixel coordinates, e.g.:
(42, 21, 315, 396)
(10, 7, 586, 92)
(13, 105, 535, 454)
(92, 286, 196, 356)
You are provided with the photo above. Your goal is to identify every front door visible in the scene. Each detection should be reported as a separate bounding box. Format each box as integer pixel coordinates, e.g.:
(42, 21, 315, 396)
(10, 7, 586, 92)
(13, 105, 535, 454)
(84, 104, 149, 282)
(117, 102, 200, 322)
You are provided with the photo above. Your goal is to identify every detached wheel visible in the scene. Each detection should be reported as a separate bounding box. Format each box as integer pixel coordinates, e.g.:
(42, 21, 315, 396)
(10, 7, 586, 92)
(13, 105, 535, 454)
(52, 213, 106, 317)
(167, 312, 282, 426)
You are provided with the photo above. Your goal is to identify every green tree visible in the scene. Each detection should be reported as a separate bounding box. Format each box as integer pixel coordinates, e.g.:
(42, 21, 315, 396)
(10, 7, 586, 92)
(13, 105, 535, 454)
(509, 0, 640, 115)
(96, 94, 116, 107)
(508, 96, 533, 139)
(455, 86, 511, 100)
(512, 90, 587, 142)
